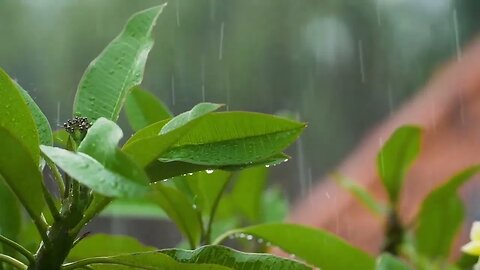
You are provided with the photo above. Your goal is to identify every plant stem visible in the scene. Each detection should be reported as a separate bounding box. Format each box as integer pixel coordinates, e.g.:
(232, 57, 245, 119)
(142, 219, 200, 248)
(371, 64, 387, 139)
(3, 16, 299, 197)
(41, 182, 60, 222)
(0, 235, 34, 264)
(202, 176, 232, 245)
(0, 254, 27, 270)
(43, 154, 65, 196)
(382, 209, 404, 255)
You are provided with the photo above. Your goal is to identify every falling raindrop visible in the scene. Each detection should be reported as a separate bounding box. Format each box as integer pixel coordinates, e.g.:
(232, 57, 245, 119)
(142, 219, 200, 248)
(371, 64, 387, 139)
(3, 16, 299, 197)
(171, 74, 176, 106)
(56, 102, 61, 127)
(175, 0, 181, 27)
(358, 39, 366, 83)
(219, 22, 225, 60)
(452, 8, 462, 61)
(201, 56, 206, 102)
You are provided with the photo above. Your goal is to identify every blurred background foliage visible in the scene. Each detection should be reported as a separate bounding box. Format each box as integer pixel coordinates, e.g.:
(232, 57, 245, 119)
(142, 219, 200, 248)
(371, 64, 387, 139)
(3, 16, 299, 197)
(1, 0, 480, 246)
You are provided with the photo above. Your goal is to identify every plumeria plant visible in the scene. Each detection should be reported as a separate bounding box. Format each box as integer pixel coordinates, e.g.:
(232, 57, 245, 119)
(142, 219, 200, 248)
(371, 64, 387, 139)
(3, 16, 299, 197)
(2, 3, 480, 270)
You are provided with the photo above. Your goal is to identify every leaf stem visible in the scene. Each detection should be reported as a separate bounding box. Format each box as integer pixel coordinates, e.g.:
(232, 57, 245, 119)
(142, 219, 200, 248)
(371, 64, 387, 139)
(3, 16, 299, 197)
(0, 235, 35, 264)
(43, 154, 65, 197)
(41, 181, 60, 222)
(0, 254, 27, 270)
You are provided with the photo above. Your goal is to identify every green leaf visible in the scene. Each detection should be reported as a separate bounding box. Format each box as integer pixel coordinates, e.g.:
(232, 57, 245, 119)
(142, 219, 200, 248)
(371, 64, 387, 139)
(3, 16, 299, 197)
(160, 245, 311, 270)
(125, 86, 173, 131)
(215, 223, 375, 270)
(0, 181, 22, 255)
(0, 68, 40, 164)
(159, 112, 305, 166)
(377, 126, 421, 203)
(376, 254, 412, 270)
(40, 146, 149, 198)
(333, 173, 386, 216)
(230, 166, 268, 222)
(149, 183, 202, 248)
(16, 83, 53, 147)
(145, 153, 288, 182)
(0, 127, 45, 221)
(53, 129, 69, 147)
(101, 199, 167, 219)
(65, 252, 232, 270)
(73, 4, 166, 121)
(123, 103, 223, 167)
(68, 234, 156, 260)
(259, 187, 289, 223)
(415, 166, 480, 259)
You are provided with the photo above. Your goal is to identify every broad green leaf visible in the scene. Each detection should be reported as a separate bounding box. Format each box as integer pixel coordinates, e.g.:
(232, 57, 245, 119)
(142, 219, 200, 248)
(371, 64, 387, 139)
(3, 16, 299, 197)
(73, 4, 166, 121)
(40, 146, 149, 198)
(16, 83, 52, 147)
(376, 254, 412, 270)
(415, 166, 480, 259)
(101, 199, 167, 219)
(0, 180, 22, 259)
(149, 183, 202, 248)
(230, 166, 268, 222)
(0, 127, 45, 220)
(215, 223, 375, 270)
(377, 126, 421, 203)
(145, 153, 288, 182)
(68, 234, 156, 260)
(65, 252, 232, 270)
(159, 112, 305, 166)
(0, 181, 21, 239)
(17, 221, 41, 253)
(160, 245, 311, 270)
(333, 173, 386, 216)
(123, 103, 222, 167)
(125, 86, 173, 131)
(0, 68, 39, 164)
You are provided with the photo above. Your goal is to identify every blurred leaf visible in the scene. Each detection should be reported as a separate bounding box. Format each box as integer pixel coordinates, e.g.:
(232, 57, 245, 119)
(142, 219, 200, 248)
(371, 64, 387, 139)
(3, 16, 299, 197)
(185, 170, 232, 218)
(230, 166, 268, 222)
(0, 127, 45, 222)
(149, 183, 202, 248)
(73, 4, 166, 121)
(160, 245, 311, 270)
(65, 252, 232, 270)
(0, 67, 40, 164)
(377, 126, 421, 204)
(456, 253, 478, 269)
(158, 112, 305, 166)
(215, 223, 375, 270)
(415, 166, 480, 259)
(53, 129, 69, 147)
(376, 254, 412, 270)
(101, 198, 167, 219)
(125, 86, 173, 131)
(0, 181, 21, 239)
(123, 103, 223, 167)
(333, 173, 386, 216)
(16, 83, 52, 147)
(68, 234, 156, 260)
(260, 187, 289, 223)
(17, 221, 41, 253)
(40, 146, 149, 198)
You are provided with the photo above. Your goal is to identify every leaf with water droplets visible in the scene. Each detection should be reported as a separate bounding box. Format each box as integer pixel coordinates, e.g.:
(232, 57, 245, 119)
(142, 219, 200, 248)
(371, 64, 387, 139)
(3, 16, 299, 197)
(16, 82, 52, 147)
(74, 4, 166, 121)
(160, 245, 312, 270)
(124, 86, 173, 131)
(0, 67, 40, 164)
(215, 223, 375, 270)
